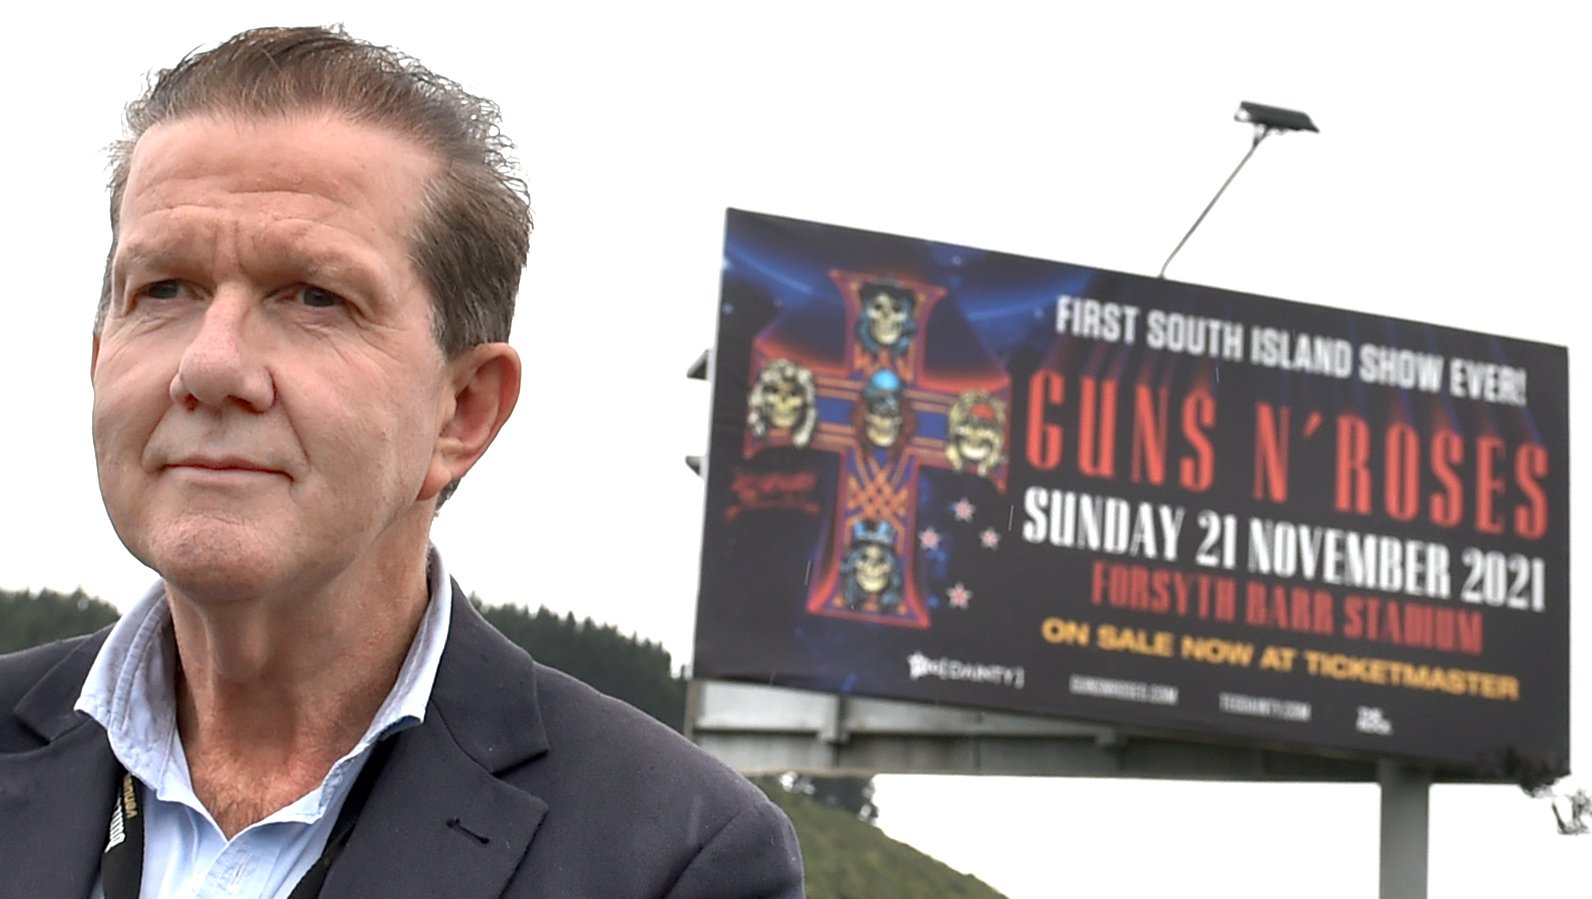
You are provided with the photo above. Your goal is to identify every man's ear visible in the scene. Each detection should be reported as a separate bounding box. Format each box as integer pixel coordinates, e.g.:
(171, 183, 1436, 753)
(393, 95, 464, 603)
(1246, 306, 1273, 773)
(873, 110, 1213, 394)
(420, 343, 521, 501)
(90, 332, 101, 381)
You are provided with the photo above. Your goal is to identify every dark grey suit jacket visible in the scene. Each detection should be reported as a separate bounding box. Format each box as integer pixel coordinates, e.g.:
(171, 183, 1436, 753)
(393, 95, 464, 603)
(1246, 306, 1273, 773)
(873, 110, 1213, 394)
(0, 588, 803, 898)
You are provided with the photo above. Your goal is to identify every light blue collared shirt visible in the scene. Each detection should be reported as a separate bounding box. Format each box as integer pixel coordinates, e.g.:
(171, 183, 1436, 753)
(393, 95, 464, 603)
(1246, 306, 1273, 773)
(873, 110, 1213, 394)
(75, 549, 454, 899)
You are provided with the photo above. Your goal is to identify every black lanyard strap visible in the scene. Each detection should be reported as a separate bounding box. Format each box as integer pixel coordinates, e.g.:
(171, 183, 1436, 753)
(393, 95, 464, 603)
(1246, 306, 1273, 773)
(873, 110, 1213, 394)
(101, 737, 395, 899)
(100, 772, 145, 899)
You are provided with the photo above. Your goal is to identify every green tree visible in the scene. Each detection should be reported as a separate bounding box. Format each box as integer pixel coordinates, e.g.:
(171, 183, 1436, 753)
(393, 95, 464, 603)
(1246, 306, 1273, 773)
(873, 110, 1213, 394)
(475, 598, 687, 731)
(0, 588, 120, 654)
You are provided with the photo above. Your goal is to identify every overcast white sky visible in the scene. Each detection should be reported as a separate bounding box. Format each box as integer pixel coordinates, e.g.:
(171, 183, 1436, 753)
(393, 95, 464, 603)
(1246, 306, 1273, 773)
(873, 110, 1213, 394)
(2, 3, 1587, 896)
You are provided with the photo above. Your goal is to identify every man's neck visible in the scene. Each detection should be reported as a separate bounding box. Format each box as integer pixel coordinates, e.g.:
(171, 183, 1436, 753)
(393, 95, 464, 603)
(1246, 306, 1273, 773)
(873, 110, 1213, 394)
(165, 550, 432, 837)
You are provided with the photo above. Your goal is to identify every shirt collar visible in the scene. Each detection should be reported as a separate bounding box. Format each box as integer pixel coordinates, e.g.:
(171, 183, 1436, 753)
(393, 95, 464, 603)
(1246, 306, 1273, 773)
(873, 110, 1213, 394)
(74, 547, 455, 818)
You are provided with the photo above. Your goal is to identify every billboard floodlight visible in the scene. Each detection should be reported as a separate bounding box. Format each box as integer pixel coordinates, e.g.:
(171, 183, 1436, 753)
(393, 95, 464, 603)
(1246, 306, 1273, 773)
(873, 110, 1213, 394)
(1234, 101, 1319, 135)
(1158, 100, 1319, 278)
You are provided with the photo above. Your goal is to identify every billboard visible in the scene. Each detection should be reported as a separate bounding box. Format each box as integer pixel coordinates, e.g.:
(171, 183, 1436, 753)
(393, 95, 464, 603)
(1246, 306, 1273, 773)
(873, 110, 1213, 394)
(694, 209, 1569, 778)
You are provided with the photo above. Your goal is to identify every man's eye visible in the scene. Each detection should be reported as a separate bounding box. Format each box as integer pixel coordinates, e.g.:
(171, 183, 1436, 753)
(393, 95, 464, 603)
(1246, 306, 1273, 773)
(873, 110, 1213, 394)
(141, 280, 184, 300)
(298, 286, 344, 308)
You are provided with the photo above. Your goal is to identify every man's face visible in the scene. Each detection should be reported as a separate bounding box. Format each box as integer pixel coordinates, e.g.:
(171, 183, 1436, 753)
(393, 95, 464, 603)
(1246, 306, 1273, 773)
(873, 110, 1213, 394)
(93, 113, 453, 601)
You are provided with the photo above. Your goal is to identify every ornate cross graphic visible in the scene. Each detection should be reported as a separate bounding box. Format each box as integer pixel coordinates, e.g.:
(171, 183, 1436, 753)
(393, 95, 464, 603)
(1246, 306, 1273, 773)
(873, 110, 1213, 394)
(744, 270, 1011, 628)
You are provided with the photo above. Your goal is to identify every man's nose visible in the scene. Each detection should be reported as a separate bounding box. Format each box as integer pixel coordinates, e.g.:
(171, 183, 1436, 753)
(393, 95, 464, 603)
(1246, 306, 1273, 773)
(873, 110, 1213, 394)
(169, 292, 275, 412)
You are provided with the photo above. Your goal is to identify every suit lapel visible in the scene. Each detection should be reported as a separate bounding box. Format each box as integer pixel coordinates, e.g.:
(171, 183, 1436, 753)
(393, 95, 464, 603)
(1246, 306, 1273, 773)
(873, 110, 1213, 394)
(321, 586, 551, 898)
(319, 707, 548, 897)
(1, 632, 120, 897)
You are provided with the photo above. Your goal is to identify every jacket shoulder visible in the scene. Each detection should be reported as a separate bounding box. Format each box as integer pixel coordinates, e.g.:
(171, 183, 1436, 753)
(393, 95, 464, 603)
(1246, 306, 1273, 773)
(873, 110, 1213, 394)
(0, 630, 109, 750)
(511, 662, 803, 896)
(528, 661, 767, 801)
(419, 592, 803, 895)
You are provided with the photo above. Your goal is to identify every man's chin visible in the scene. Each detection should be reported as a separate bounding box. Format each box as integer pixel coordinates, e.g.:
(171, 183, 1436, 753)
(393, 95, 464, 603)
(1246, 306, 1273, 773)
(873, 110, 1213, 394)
(131, 532, 296, 605)
(155, 561, 287, 606)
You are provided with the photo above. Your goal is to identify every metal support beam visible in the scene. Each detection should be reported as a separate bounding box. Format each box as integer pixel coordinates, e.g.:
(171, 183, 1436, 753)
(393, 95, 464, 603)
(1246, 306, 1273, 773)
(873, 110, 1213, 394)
(690, 680, 1506, 786)
(1378, 760, 1431, 899)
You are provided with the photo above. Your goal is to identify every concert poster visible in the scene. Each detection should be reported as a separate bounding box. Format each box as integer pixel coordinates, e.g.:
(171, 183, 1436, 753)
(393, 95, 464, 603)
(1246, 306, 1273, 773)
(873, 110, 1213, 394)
(693, 209, 1569, 778)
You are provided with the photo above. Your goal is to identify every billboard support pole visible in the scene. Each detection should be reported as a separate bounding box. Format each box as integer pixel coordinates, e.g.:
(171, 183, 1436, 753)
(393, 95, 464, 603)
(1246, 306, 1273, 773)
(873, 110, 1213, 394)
(1378, 761, 1431, 899)
(1156, 100, 1319, 278)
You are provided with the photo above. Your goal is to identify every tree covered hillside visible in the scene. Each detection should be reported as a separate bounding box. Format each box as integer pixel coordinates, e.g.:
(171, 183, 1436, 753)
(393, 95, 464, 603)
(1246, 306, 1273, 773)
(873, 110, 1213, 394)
(0, 587, 120, 653)
(475, 599, 687, 731)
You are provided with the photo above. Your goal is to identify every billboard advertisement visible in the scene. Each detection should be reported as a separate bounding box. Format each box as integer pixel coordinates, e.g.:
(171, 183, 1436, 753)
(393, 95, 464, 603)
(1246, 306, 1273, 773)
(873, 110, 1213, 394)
(693, 209, 1569, 778)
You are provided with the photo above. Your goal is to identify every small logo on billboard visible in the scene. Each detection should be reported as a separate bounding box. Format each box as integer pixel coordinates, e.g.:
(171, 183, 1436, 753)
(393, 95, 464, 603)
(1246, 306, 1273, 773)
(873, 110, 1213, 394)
(1356, 706, 1393, 735)
(1218, 692, 1311, 722)
(907, 652, 1025, 690)
(724, 468, 821, 521)
(1069, 674, 1178, 707)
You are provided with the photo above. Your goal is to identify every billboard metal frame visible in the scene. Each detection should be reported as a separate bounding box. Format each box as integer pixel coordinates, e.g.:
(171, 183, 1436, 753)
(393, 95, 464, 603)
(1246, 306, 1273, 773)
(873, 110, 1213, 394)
(688, 678, 1502, 785)
(689, 678, 1478, 899)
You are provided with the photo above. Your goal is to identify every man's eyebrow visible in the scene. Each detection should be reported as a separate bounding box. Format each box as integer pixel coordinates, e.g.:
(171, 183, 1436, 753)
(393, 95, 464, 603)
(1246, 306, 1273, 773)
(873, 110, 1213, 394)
(295, 253, 369, 280)
(110, 243, 184, 283)
(113, 237, 383, 286)
(277, 250, 391, 301)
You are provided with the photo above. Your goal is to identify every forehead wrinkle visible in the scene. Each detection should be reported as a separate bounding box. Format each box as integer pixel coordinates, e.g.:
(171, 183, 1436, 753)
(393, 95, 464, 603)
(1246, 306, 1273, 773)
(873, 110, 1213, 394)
(117, 203, 390, 290)
(110, 114, 440, 330)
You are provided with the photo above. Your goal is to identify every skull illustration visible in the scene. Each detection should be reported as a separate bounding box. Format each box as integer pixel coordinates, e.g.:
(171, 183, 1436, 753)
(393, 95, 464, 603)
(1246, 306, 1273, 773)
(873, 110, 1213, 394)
(852, 543, 894, 594)
(747, 358, 817, 448)
(763, 378, 805, 428)
(855, 280, 917, 358)
(945, 391, 1006, 477)
(861, 369, 905, 449)
(840, 519, 902, 610)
